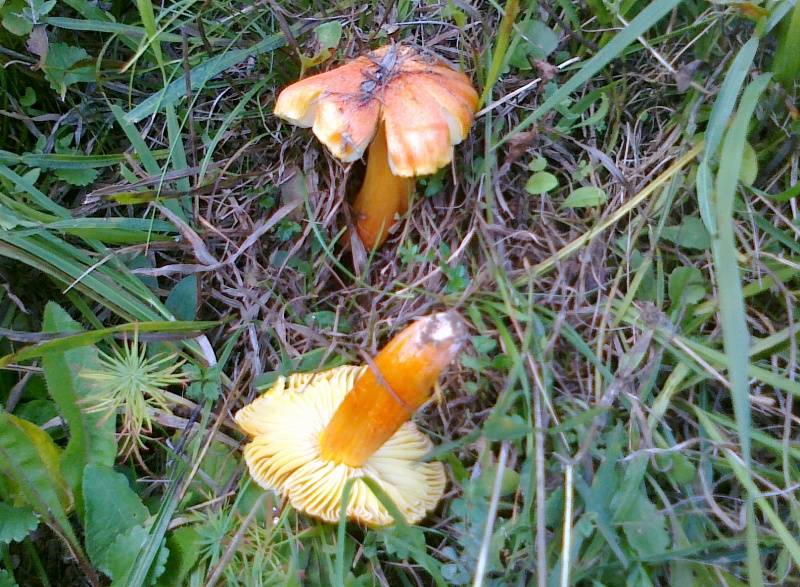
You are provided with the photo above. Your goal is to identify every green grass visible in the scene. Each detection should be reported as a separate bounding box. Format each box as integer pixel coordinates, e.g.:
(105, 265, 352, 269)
(1, 0, 800, 585)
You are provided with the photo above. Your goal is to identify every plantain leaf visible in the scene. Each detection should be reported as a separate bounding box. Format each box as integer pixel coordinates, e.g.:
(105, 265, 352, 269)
(106, 525, 169, 587)
(42, 303, 116, 510)
(83, 464, 169, 585)
(83, 464, 149, 573)
(0, 413, 75, 544)
(155, 526, 202, 587)
(164, 275, 197, 321)
(525, 171, 559, 195)
(562, 186, 608, 208)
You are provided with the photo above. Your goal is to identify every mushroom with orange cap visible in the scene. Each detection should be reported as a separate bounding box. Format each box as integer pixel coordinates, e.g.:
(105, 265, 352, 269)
(273, 45, 479, 249)
(235, 312, 466, 525)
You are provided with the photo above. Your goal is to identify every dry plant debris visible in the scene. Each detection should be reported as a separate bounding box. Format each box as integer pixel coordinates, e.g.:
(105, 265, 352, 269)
(0, 1, 799, 586)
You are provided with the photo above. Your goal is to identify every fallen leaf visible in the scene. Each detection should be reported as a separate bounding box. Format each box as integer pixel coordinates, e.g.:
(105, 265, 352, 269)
(26, 25, 48, 70)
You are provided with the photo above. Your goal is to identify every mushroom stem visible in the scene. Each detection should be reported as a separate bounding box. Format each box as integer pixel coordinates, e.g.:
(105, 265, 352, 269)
(352, 123, 414, 249)
(319, 312, 467, 467)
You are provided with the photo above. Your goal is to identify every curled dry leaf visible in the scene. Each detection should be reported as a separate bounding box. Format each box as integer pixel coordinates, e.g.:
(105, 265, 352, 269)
(26, 25, 49, 70)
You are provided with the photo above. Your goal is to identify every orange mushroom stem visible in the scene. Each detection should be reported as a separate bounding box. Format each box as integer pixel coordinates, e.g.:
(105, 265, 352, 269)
(272, 45, 478, 249)
(318, 311, 467, 467)
(351, 123, 414, 249)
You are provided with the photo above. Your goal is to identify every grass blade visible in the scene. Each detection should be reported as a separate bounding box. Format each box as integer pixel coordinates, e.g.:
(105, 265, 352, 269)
(125, 33, 288, 123)
(334, 479, 355, 587)
(134, 0, 165, 69)
(696, 37, 759, 233)
(497, 0, 683, 148)
(479, 0, 520, 108)
(772, 1, 800, 85)
(696, 409, 800, 568)
(711, 72, 771, 587)
(703, 38, 759, 162)
(713, 73, 771, 463)
(0, 319, 218, 367)
(0, 164, 68, 217)
(44, 16, 183, 42)
(197, 79, 267, 183)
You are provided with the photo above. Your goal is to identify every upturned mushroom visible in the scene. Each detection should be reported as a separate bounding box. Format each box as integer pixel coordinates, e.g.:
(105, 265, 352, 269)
(273, 44, 478, 248)
(235, 312, 467, 526)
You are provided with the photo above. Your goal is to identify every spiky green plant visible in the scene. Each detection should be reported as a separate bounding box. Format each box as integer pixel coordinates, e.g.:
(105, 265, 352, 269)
(81, 332, 186, 457)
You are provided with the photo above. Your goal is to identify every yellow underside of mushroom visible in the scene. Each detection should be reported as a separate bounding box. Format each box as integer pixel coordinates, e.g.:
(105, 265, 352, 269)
(235, 366, 446, 526)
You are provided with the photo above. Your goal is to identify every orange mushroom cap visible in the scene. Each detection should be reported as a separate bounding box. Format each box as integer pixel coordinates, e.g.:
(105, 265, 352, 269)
(274, 45, 478, 176)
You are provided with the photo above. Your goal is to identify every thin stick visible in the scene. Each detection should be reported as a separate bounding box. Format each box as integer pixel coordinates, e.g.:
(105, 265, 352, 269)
(181, 27, 198, 177)
(476, 57, 581, 118)
(560, 464, 574, 587)
(265, 0, 300, 57)
(534, 367, 547, 587)
(473, 442, 509, 587)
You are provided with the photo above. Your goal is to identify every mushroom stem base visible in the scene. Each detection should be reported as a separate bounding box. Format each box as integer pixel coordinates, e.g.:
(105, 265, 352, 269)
(318, 312, 466, 467)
